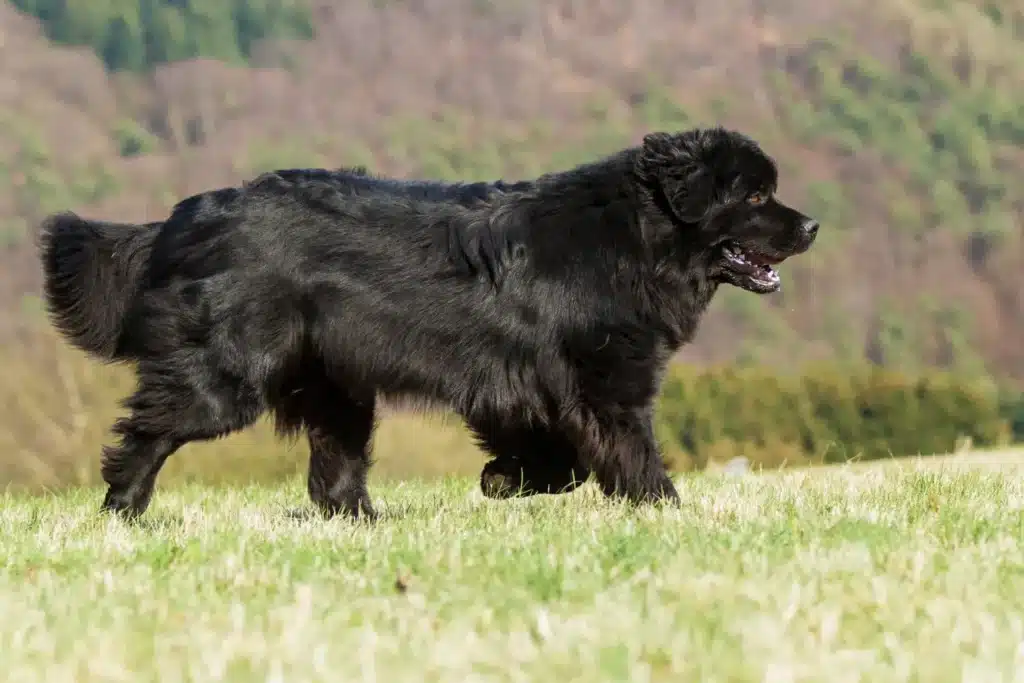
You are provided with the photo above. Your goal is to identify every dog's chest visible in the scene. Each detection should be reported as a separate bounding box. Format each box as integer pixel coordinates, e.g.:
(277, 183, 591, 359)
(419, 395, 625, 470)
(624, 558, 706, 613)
(653, 277, 718, 349)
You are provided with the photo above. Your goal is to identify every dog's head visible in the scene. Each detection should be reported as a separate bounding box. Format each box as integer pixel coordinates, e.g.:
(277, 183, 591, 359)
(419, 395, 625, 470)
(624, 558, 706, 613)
(634, 127, 818, 294)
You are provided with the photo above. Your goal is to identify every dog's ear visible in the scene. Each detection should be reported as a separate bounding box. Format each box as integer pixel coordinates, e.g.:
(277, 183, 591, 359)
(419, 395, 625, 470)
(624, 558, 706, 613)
(635, 131, 715, 223)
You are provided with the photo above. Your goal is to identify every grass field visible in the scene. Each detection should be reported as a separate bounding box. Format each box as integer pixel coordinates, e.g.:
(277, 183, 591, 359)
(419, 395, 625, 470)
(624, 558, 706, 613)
(2, 451, 1024, 682)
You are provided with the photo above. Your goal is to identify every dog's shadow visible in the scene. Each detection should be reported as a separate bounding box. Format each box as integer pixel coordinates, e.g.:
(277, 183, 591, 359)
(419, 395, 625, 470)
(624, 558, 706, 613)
(97, 508, 400, 533)
(282, 503, 415, 524)
(102, 498, 425, 531)
(124, 513, 186, 533)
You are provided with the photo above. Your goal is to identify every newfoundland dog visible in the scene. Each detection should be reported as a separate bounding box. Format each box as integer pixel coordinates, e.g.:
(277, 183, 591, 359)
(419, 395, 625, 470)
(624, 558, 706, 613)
(38, 126, 818, 520)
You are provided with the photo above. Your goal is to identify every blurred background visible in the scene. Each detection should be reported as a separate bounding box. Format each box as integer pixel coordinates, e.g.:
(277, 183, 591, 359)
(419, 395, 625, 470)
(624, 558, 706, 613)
(0, 0, 1021, 492)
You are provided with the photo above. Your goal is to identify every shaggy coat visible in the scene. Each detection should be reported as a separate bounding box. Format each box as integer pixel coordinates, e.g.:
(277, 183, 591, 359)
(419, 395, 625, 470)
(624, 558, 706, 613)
(38, 127, 818, 520)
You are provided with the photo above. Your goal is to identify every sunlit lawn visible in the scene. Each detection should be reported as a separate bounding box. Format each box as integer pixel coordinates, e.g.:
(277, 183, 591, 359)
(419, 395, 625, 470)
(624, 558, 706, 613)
(2, 450, 1024, 682)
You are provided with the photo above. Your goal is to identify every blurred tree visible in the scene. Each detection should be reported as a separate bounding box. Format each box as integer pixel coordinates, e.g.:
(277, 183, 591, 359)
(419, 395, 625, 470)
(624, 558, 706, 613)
(10, 0, 315, 71)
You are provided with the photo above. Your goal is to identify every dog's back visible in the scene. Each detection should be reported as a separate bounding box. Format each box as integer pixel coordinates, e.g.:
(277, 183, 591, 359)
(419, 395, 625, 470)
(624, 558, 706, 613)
(271, 166, 532, 204)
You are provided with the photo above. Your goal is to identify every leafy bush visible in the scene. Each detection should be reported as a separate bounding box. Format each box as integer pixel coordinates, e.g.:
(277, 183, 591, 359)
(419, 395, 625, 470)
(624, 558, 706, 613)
(0, 115, 120, 237)
(11, 0, 315, 72)
(656, 363, 1011, 470)
(112, 119, 161, 157)
(779, 32, 1023, 241)
(999, 388, 1024, 443)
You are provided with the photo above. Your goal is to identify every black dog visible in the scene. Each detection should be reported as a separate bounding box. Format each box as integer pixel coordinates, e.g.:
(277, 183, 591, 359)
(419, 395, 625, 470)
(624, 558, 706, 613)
(38, 127, 818, 520)
(264, 167, 574, 498)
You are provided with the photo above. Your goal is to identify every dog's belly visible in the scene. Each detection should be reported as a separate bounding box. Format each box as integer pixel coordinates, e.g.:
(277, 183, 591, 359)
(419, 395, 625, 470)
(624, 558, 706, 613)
(317, 315, 557, 423)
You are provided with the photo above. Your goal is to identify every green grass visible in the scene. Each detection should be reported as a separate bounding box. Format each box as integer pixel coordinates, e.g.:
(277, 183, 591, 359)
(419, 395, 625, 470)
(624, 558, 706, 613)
(3, 453, 1024, 681)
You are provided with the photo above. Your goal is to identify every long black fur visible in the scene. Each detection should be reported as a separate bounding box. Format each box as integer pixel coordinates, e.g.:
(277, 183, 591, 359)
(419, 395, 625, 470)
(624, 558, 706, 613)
(39, 215, 161, 359)
(38, 127, 818, 520)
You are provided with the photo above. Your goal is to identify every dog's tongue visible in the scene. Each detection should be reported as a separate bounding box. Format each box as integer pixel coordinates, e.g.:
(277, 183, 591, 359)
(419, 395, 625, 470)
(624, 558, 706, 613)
(747, 252, 785, 266)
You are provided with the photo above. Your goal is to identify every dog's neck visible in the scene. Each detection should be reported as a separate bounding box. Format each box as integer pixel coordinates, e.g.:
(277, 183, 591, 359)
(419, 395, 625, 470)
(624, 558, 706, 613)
(625, 185, 721, 348)
(523, 150, 722, 349)
(649, 265, 720, 350)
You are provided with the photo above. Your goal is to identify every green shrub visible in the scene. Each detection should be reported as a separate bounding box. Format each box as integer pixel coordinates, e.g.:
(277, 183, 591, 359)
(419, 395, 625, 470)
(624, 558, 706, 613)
(1, 114, 121, 220)
(656, 363, 1011, 469)
(11, 0, 315, 72)
(998, 388, 1024, 443)
(113, 119, 161, 157)
(778, 28, 1023, 251)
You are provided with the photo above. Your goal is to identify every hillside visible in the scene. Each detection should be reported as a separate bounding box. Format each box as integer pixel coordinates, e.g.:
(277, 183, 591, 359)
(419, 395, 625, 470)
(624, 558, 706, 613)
(1, 0, 1022, 380)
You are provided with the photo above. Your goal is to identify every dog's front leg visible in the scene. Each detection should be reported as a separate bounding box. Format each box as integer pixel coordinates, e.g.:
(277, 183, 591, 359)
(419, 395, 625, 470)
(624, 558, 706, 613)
(563, 404, 679, 506)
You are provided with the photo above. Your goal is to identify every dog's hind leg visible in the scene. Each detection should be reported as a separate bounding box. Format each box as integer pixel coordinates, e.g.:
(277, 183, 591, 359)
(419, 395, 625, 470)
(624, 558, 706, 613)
(100, 354, 265, 519)
(271, 368, 377, 520)
(471, 422, 591, 499)
(100, 431, 181, 519)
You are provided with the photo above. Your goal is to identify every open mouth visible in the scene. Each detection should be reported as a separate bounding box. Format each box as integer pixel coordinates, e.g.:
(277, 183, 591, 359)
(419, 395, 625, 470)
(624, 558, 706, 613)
(719, 243, 785, 293)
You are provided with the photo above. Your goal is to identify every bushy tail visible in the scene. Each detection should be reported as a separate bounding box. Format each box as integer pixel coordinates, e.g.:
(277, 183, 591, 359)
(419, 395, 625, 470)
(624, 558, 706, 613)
(38, 212, 159, 360)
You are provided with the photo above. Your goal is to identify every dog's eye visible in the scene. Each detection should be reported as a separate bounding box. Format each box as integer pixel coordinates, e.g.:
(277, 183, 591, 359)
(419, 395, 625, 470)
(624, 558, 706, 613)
(747, 192, 768, 206)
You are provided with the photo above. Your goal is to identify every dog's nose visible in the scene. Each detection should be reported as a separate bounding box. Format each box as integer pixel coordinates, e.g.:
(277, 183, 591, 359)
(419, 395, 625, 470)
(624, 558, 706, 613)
(802, 219, 819, 239)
